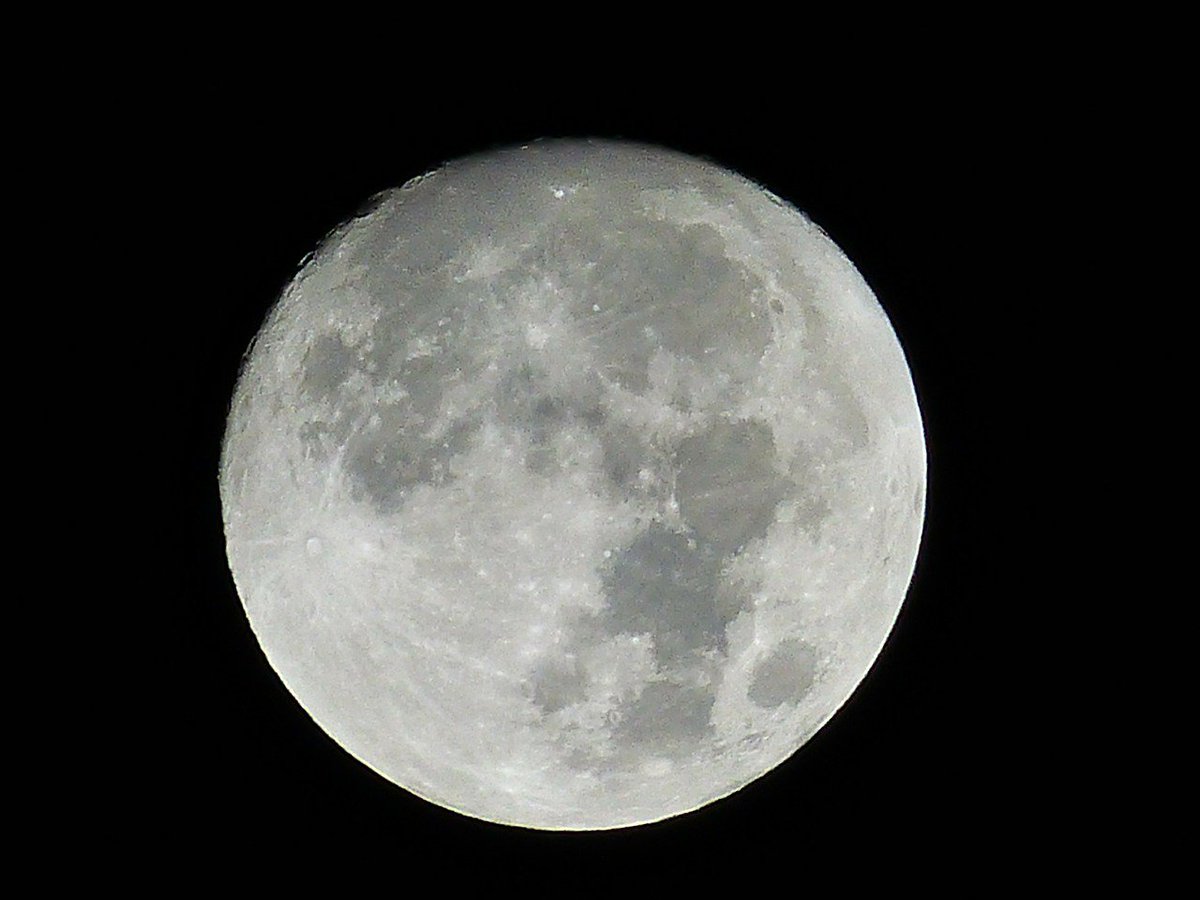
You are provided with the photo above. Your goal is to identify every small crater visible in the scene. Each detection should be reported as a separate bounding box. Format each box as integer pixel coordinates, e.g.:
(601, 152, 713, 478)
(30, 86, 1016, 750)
(747, 639, 817, 709)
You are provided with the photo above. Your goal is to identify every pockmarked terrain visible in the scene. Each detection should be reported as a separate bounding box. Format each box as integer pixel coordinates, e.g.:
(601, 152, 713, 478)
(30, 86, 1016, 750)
(221, 139, 926, 829)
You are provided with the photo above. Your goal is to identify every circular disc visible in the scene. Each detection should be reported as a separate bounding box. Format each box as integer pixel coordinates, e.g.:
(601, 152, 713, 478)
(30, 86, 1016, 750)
(220, 139, 926, 829)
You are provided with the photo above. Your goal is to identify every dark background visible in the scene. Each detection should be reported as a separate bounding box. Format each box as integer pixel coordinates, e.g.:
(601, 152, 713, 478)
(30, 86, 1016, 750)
(164, 71, 1020, 871)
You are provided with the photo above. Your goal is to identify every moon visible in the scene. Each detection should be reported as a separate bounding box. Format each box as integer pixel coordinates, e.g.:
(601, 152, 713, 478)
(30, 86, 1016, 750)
(220, 139, 926, 830)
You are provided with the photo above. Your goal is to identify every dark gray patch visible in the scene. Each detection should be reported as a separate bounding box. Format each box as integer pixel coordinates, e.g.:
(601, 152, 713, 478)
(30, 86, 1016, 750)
(782, 451, 830, 542)
(295, 300, 482, 501)
(795, 297, 871, 453)
(674, 419, 791, 555)
(362, 276, 472, 383)
(529, 657, 588, 714)
(495, 365, 571, 433)
(351, 192, 492, 303)
(495, 364, 574, 474)
(712, 573, 754, 626)
(540, 211, 770, 393)
(599, 523, 728, 666)
(344, 404, 476, 509)
(826, 377, 870, 450)
(914, 484, 924, 515)
(598, 420, 652, 493)
(298, 419, 333, 456)
(527, 397, 569, 473)
(615, 680, 716, 746)
(578, 404, 608, 429)
(532, 395, 568, 424)
(529, 397, 570, 466)
(747, 639, 817, 708)
(300, 335, 358, 402)
(396, 356, 451, 425)
(495, 362, 539, 422)
(523, 444, 555, 475)
(769, 296, 785, 315)
(670, 390, 692, 413)
(342, 346, 471, 507)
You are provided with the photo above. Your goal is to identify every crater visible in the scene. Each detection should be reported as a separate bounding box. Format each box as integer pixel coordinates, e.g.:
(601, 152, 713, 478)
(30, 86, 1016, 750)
(747, 639, 817, 709)
(674, 419, 792, 555)
(599, 523, 729, 666)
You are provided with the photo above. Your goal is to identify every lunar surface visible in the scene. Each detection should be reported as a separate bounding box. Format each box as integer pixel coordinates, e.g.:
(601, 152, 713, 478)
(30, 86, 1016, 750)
(220, 139, 926, 829)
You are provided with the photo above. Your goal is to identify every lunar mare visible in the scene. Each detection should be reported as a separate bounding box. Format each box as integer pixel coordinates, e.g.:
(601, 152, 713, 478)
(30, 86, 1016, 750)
(220, 140, 926, 829)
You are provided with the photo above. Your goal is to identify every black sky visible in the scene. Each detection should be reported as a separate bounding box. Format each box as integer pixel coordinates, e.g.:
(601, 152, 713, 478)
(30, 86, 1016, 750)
(159, 63, 1027, 873)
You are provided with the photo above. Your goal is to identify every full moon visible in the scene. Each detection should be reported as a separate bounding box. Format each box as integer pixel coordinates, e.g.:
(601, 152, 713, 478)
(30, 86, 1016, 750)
(220, 139, 926, 829)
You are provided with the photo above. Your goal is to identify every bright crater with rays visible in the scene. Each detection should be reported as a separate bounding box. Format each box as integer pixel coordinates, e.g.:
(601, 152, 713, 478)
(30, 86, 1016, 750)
(220, 139, 926, 829)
